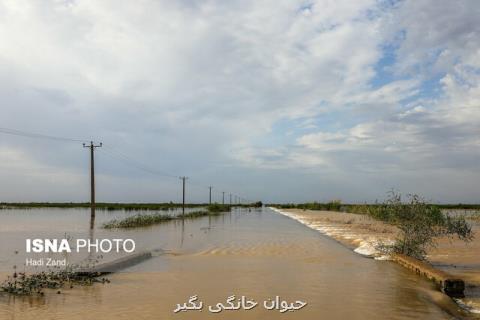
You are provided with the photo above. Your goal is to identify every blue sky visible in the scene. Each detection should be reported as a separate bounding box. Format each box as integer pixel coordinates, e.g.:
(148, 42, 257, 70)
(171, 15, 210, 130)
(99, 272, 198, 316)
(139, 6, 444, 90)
(0, 0, 479, 203)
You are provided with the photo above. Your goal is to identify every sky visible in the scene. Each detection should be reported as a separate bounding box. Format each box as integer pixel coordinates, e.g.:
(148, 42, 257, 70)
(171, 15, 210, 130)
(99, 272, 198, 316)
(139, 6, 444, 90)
(0, 0, 479, 204)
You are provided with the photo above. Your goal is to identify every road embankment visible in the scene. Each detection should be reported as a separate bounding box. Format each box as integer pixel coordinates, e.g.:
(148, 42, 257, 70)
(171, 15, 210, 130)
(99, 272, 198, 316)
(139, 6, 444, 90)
(270, 207, 480, 305)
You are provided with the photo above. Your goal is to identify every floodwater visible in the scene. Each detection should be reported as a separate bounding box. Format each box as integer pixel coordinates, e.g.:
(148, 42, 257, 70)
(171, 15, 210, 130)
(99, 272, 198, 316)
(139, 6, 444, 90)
(0, 207, 469, 319)
(275, 207, 480, 315)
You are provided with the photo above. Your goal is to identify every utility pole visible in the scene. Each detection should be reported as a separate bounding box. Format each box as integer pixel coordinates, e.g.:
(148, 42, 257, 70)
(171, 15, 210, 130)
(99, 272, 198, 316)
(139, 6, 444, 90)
(222, 191, 225, 205)
(83, 141, 102, 228)
(180, 176, 188, 217)
(208, 186, 213, 204)
(229, 193, 232, 205)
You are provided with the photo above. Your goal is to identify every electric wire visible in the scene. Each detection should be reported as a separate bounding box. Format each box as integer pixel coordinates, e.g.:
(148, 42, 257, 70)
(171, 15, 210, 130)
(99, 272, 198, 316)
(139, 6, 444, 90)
(0, 126, 254, 203)
(99, 146, 179, 179)
(0, 127, 90, 143)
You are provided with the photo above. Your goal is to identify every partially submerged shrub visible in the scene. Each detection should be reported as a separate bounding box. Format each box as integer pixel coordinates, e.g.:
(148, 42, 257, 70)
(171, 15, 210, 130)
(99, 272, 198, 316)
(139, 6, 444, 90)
(103, 213, 173, 229)
(1, 269, 109, 296)
(252, 201, 263, 207)
(207, 203, 232, 213)
(103, 205, 233, 229)
(184, 210, 218, 218)
(378, 191, 474, 260)
(0, 202, 206, 211)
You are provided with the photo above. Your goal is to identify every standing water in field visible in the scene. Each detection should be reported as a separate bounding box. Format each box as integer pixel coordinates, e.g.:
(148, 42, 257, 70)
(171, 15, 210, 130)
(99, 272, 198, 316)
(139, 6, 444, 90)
(0, 207, 470, 319)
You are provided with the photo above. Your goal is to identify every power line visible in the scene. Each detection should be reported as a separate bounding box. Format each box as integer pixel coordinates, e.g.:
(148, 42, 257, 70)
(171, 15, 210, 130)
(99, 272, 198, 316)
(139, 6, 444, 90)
(99, 146, 179, 179)
(0, 126, 256, 203)
(101, 147, 248, 202)
(0, 127, 89, 143)
(100, 152, 253, 203)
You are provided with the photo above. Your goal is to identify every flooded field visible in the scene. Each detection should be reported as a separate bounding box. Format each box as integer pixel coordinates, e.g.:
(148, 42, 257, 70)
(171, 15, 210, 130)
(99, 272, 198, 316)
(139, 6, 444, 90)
(0, 207, 469, 319)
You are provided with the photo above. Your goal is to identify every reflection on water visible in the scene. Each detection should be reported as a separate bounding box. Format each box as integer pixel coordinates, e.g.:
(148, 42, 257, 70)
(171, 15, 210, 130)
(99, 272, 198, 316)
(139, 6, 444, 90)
(0, 207, 469, 319)
(0, 207, 214, 271)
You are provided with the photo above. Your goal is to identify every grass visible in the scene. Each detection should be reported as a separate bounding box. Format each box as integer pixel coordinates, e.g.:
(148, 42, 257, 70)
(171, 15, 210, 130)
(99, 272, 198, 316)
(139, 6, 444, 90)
(103, 204, 233, 229)
(0, 202, 262, 211)
(183, 210, 217, 218)
(206, 203, 232, 212)
(270, 202, 480, 212)
(0, 202, 208, 211)
(0, 269, 109, 296)
(272, 193, 475, 260)
(465, 212, 480, 221)
(103, 213, 174, 229)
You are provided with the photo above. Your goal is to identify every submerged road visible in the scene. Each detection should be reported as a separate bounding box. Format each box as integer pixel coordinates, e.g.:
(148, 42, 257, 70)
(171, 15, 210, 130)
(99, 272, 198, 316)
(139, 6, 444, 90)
(0, 207, 465, 319)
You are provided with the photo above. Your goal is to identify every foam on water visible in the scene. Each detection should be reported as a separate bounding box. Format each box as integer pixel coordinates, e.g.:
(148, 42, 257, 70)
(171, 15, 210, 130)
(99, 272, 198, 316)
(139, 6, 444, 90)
(454, 298, 480, 314)
(269, 207, 391, 260)
(354, 242, 378, 257)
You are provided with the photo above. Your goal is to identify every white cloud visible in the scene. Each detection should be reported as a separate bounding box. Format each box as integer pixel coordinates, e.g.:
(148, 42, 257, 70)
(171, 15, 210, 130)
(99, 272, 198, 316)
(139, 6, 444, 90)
(0, 0, 479, 202)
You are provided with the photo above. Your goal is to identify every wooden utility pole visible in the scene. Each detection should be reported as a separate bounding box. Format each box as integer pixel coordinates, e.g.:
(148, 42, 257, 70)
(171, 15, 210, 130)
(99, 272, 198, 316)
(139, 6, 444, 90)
(222, 191, 225, 205)
(180, 176, 188, 216)
(83, 141, 102, 228)
(208, 186, 213, 204)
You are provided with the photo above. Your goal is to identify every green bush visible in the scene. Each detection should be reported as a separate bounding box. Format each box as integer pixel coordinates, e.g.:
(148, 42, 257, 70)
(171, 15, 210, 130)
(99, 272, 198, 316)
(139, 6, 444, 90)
(377, 191, 474, 260)
(252, 201, 263, 207)
(207, 203, 232, 213)
(103, 206, 233, 229)
(103, 213, 173, 229)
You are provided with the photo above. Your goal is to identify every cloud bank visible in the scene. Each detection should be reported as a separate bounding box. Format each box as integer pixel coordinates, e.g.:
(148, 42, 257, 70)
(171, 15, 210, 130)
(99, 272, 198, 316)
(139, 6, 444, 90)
(0, 0, 479, 203)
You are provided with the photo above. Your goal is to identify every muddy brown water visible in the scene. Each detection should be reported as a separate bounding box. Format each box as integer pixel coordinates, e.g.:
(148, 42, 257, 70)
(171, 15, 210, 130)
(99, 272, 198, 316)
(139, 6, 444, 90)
(0, 207, 470, 319)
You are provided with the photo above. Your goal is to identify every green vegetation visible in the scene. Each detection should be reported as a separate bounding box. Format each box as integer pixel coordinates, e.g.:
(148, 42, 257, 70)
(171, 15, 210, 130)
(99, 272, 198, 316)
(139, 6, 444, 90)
(272, 193, 476, 260)
(271, 201, 480, 213)
(0, 202, 264, 211)
(0, 269, 109, 296)
(435, 204, 480, 210)
(372, 192, 474, 260)
(206, 203, 232, 212)
(272, 200, 343, 211)
(103, 213, 174, 228)
(252, 201, 263, 207)
(0, 202, 208, 211)
(103, 204, 233, 229)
